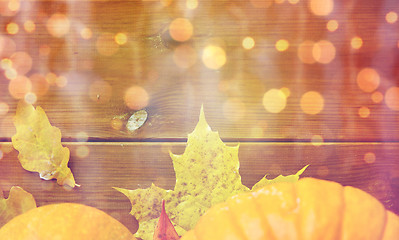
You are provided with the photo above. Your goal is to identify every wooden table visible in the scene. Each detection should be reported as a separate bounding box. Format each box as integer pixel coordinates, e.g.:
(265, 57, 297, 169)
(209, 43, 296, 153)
(1, 0, 399, 235)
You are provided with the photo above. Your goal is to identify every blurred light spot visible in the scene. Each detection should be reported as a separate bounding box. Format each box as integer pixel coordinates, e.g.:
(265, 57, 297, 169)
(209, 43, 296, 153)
(351, 36, 363, 49)
(124, 86, 149, 110)
(8, 0, 20, 12)
(111, 118, 123, 130)
(24, 92, 37, 104)
(4, 68, 17, 80)
(202, 45, 226, 69)
(386, 11, 398, 24)
(24, 20, 35, 33)
(275, 0, 285, 4)
(0, 102, 9, 115)
(275, 39, 289, 52)
(89, 80, 112, 103)
(39, 44, 51, 56)
(371, 91, 383, 103)
(56, 75, 68, 88)
(169, 18, 193, 42)
(364, 152, 376, 164)
(358, 106, 370, 118)
(356, 68, 380, 93)
(297, 40, 315, 64)
(311, 134, 324, 146)
(288, 0, 300, 4)
(8, 76, 32, 99)
(173, 44, 197, 69)
(326, 20, 338, 32)
(6, 22, 19, 35)
(0, 36, 16, 58)
(10, 51, 32, 75)
(242, 37, 255, 50)
(250, 0, 273, 8)
(30, 73, 49, 96)
(262, 89, 287, 113)
(223, 98, 246, 122)
(280, 87, 291, 98)
(309, 0, 333, 16)
(1, 58, 12, 69)
(186, 0, 198, 9)
(312, 40, 336, 64)
(76, 146, 90, 158)
(300, 91, 324, 115)
(46, 72, 58, 85)
(46, 13, 70, 38)
(316, 166, 329, 177)
(76, 131, 89, 142)
(96, 33, 119, 56)
(80, 27, 92, 39)
(385, 86, 399, 111)
(115, 33, 128, 45)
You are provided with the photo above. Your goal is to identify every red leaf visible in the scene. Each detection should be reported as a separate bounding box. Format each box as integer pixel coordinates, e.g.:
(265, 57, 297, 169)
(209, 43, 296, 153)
(153, 200, 180, 240)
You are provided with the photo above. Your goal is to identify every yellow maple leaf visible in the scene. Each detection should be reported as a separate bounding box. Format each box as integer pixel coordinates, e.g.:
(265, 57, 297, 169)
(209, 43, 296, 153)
(0, 186, 37, 228)
(11, 102, 79, 188)
(115, 106, 308, 240)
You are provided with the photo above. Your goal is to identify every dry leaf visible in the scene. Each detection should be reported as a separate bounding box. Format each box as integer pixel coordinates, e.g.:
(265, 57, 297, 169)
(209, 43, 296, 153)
(0, 186, 36, 228)
(115, 106, 308, 240)
(153, 200, 180, 240)
(12, 101, 79, 188)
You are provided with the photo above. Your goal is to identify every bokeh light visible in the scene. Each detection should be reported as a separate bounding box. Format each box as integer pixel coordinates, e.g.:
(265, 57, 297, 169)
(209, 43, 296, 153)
(202, 45, 226, 70)
(309, 0, 333, 16)
(76, 146, 90, 158)
(385, 86, 399, 111)
(124, 85, 149, 110)
(115, 32, 128, 45)
(364, 152, 376, 164)
(80, 27, 92, 40)
(30, 73, 50, 96)
(76, 131, 89, 142)
(110, 118, 123, 131)
(8, 0, 20, 12)
(288, 0, 299, 4)
(222, 98, 246, 122)
(186, 0, 198, 9)
(0, 102, 9, 116)
(311, 134, 324, 146)
(4, 67, 17, 80)
(10, 51, 33, 75)
(173, 44, 197, 69)
(242, 37, 255, 50)
(24, 20, 35, 33)
(8, 75, 32, 99)
(24, 92, 37, 104)
(46, 13, 70, 38)
(39, 44, 51, 56)
(250, 0, 273, 8)
(386, 11, 398, 24)
(96, 33, 119, 56)
(312, 40, 336, 64)
(275, 39, 289, 52)
(0, 36, 16, 58)
(326, 20, 338, 32)
(358, 106, 370, 118)
(300, 91, 324, 115)
(262, 88, 287, 113)
(371, 91, 384, 103)
(56, 75, 68, 88)
(88, 80, 112, 103)
(356, 68, 380, 93)
(46, 72, 58, 85)
(298, 40, 315, 64)
(351, 36, 363, 49)
(280, 87, 291, 97)
(6, 22, 19, 35)
(169, 18, 193, 42)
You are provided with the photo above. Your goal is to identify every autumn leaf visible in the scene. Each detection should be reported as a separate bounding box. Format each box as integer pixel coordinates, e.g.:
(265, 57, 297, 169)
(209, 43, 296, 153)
(11, 101, 79, 188)
(115, 106, 308, 240)
(0, 186, 37, 228)
(153, 200, 180, 240)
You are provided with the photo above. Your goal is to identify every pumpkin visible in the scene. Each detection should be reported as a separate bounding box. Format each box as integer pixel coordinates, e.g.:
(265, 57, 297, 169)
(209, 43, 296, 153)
(181, 177, 399, 240)
(0, 203, 136, 240)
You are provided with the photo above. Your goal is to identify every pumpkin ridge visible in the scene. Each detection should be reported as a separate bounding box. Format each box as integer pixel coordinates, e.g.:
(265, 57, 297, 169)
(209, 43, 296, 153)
(249, 191, 277, 239)
(225, 196, 250, 240)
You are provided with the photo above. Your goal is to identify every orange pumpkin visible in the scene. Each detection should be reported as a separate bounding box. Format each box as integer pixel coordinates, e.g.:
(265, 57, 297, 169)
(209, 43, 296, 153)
(0, 203, 136, 240)
(181, 177, 399, 240)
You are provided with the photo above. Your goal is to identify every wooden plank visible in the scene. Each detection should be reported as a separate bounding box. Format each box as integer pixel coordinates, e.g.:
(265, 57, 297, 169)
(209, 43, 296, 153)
(1, 142, 399, 234)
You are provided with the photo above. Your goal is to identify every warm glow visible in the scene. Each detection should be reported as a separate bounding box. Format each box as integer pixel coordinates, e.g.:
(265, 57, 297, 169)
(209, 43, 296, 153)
(39, 44, 51, 56)
(309, 0, 333, 16)
(371, 91, 384, 103)
(88, 80, 112, 103)
(275, 39, 289, 52)
(8, 0, 20, 12)
(326, 20, 338, 32)
(169, 18, 193, 42)
(10, 51, 32, 75)
(186, 0, 198, 9)
(111, 118, 123, 130)
(386, 11, 398, 24)
(356, 68, 380, 93)
(223, 98, 246, 122)
(358, 106, 370, 118)
(115, 33, 128, 45)
(24, 20, 35, 33)
(96, 33, 119, 56)
(311, 135, 324, 146)
(298, 40, 316, 64)
(288, 0, 300, 4)
(56, 76, 68, 88)
(6, 22, 19, 35)
(242, 37, 255, 50)
(364, 152, 376, 164)
(46, 72, 58, 85)
(46, 13, 70, 38)
(385, 86, 399, 111)
(351, 36, 363, 49)
(24, 92, 37, 104)
(8, 76, 32, 99)
(202, 45, 226, 69)
(76, 146, 90, 158)
(300, 91, 324, 115)
(280, 87, 291, 97)
(124, 86, 149, 110)
(0, 36, 16, 58)
(275, 0, 284, 4)
(0, 102, 9, 115)
(4, 67, 17, 80)
(1, 58, 12, 70)
(80, 27, 92, 39)
(312, 40, 336, 64)
(76, 131, 89, 142)
(262, 89, 287, 113)
(30, 73, 49, 96)
(250, 0, 273, 8)
(173, 44, 197, 69)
